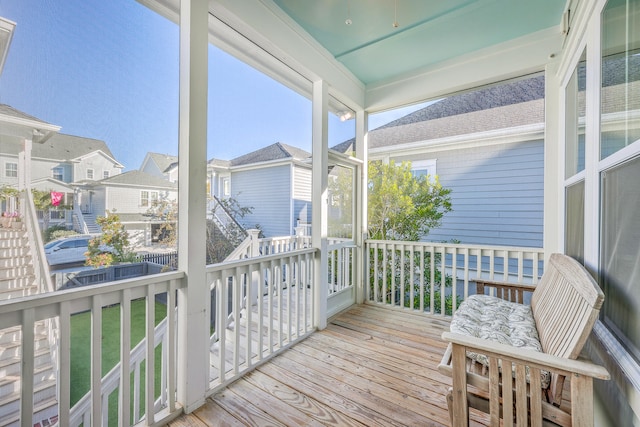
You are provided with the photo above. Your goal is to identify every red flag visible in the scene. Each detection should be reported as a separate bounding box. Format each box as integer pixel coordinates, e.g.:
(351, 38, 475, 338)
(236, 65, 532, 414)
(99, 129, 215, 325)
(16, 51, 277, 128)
(51, 191, 63, 206)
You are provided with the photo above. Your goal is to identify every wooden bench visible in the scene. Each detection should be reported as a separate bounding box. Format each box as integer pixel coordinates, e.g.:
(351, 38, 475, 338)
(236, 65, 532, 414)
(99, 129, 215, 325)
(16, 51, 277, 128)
(438, 253, 610, 426)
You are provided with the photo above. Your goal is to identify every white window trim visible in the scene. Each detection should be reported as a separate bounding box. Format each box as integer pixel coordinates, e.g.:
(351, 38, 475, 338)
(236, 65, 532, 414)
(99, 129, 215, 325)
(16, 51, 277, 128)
(410, 159, 437, 179)
(52, 167, 64, 181)
(5, 162, 17, 178)
(86, 168, 94, 180)
(103, 170, 110, 179)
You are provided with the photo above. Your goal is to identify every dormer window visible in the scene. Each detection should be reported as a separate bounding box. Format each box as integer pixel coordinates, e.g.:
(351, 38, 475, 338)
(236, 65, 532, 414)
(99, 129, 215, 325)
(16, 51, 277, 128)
(52, 167, 64, 181)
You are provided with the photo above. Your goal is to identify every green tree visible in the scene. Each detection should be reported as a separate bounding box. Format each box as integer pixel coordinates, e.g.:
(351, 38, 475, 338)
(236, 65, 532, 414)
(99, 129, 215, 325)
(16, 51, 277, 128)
(146, 198, 178, 246)
(86, 211, 136, 267)
(31, 189, 71, 233)
(368, 160, 452, 241)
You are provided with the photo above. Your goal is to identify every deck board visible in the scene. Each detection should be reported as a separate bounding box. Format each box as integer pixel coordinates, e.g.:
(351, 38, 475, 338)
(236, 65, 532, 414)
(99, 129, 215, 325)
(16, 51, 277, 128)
(171, 304, 488, 427)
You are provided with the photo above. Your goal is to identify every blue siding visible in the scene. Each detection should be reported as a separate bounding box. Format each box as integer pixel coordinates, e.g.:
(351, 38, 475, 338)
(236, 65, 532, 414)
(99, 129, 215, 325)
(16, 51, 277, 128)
(232, 165, 292, 237)
(394, 140, 544, 247)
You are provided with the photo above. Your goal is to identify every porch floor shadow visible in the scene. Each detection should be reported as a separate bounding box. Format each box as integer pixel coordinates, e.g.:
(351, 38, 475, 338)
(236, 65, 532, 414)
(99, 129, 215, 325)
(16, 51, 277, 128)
(170, 304, 498, 426)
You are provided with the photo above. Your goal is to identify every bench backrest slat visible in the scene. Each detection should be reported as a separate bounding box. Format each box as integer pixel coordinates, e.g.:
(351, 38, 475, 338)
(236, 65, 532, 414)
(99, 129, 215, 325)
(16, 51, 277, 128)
(531, 254, 604, 359)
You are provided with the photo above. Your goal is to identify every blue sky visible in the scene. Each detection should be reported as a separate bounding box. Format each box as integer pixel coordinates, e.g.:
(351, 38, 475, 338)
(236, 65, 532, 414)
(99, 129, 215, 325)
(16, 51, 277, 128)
(0, 0, 424, 171)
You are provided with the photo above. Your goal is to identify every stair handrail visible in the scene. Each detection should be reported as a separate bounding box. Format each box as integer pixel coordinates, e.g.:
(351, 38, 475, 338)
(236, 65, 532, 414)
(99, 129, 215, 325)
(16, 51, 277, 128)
(22, 190, 60, 412)
(23, 190, 55, 294)
(73, 204, 90, 234)
(209, 196, 247, 242)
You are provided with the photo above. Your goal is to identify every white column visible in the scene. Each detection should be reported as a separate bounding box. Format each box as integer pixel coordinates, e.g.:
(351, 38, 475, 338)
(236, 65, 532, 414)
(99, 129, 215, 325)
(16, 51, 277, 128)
(355, 110, 368, 304)
(18, 137, 32, 191)
(176, 0, 208, 413)
(543, 60, 562, 260)
(312, 80, 329, 330)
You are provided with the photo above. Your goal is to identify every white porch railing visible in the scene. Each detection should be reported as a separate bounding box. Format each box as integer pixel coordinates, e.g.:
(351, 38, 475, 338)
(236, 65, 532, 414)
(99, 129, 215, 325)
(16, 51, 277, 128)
(0, 271, 185, 426)
(206, 248, 317, 393)
(69, 316, 171, 426)
(365, 240, 545, 316)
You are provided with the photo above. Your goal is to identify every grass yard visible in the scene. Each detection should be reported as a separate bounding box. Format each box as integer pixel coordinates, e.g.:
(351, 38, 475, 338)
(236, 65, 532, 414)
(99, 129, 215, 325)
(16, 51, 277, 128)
(70, 297, 168, 426)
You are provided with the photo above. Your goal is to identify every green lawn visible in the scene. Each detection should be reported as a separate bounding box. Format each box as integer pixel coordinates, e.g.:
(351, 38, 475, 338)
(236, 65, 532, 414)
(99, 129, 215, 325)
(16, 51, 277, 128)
(70, 298, 168, 426)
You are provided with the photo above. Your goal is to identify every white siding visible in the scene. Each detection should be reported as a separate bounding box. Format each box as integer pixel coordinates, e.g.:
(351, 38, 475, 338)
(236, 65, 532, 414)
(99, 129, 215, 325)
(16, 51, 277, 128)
(104, 187, 177, 214)
(292, 165, 312, 225)
(392, 140, 544, 247)
(232, 165, 291, 237)
(75, 152, 120, 182)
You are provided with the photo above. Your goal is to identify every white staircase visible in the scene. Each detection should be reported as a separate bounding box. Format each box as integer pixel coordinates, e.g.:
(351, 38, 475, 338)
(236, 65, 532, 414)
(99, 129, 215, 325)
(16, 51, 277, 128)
(72, 212, 100, 234)
(0, 228, 58, 427)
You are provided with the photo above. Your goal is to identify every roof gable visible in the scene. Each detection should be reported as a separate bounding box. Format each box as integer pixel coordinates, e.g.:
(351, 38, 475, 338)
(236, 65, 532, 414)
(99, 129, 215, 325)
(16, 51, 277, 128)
(230, 142, 311, 167)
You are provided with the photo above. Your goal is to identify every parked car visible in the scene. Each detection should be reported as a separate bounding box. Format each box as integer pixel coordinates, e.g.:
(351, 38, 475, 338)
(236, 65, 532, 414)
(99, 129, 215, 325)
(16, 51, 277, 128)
(44, 235, 111, 266)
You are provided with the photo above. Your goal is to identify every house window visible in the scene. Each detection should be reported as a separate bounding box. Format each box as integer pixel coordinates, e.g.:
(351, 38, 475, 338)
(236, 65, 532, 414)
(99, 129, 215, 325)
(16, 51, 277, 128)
(411, 159, 437, 180)
(103, 170, 110, 179)
(86, 168, 94, 180)
(223, 178, 230, 197)
(141, 190, 159, 207)
(52, 167, 64, 181)
(598, 0, 640, 362)
(5, 162, 17, 178)
(565, 50, 586, 178)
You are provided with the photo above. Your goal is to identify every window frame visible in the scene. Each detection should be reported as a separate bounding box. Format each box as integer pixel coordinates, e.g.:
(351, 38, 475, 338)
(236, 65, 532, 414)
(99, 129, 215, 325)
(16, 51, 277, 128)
(86, 168, 94, 180)
(52, 167, 64, 181)
(5, 162, 17, 178)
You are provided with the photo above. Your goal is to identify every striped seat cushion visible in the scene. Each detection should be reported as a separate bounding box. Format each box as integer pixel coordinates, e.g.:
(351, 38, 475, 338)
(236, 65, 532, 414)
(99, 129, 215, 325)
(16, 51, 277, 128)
(450, 294, 550, 388)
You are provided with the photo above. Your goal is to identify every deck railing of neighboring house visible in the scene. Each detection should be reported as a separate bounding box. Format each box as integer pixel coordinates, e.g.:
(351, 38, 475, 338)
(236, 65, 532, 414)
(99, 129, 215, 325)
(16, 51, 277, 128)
(365, 240, 545, 316)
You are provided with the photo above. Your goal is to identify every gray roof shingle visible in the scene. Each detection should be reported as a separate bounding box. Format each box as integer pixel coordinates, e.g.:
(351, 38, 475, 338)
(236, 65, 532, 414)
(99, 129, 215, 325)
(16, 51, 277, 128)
(332, 75, 545, 153)
(99, 170, 177, 188)
(230, 142, 311, 167)
(0, 103, 53, 125)
(146, 152, 178, 172)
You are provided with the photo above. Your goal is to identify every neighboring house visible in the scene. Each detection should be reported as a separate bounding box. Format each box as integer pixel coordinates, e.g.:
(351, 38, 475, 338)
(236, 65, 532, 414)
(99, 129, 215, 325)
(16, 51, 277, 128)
(333, 75, 546, 248)
(0, 104, 124, 227)
(140, 152, 178, 181)
(209, 142, 312, 237)
(82, 170, 178, 246)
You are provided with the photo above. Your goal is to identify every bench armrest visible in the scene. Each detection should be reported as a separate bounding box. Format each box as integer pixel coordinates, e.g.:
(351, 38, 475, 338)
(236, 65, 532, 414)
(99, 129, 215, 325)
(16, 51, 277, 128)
(441, 332, 609, 380)
(475, 279, 537, 303)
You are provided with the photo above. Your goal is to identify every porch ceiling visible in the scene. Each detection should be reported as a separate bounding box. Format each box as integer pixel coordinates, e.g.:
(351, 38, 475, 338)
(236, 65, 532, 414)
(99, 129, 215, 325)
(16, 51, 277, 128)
(145, 0, 566, 112)
(272, 0, 565, 86)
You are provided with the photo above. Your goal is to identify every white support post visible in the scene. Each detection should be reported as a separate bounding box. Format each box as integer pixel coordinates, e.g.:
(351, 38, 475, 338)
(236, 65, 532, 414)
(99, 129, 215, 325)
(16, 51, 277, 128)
(176, 0, 208, 413)
(543, 60, 563, 260)
(312, 80, 329, 330)
(355, 110, 368, 304)
(18, 137, 32, 192)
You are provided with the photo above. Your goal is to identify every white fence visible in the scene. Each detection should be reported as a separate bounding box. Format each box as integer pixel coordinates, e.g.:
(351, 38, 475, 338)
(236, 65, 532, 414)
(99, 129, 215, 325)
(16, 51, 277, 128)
(366, 240, 545, 316)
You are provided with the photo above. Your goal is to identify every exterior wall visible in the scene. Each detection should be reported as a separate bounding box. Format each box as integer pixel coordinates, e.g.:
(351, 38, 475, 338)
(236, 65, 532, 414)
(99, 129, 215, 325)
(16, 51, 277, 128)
(292, 165, 312, 225)
(231, 165, 292, 237)
(104, 186, 176, 215)
(140, 159, 164, 178)
(391, 139, 544, 247)
(90, 187, 106, 216)
(74, 152, 121, 182)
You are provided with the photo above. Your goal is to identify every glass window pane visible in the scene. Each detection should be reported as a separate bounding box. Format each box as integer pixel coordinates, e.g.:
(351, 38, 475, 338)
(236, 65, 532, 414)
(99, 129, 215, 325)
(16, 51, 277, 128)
(565, 180, 585, 264)
(328, 164, 355, 240)
(601, 0, 640, 159)
(600, 154, 640, 361)
(565, 50, 587, 178)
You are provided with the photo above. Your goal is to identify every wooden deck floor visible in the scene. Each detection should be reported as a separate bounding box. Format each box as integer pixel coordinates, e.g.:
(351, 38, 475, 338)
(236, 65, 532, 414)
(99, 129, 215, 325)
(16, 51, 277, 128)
(170, 304, 477, 427)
